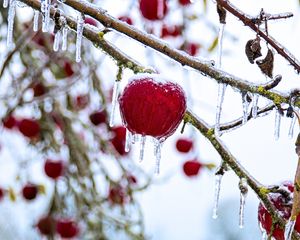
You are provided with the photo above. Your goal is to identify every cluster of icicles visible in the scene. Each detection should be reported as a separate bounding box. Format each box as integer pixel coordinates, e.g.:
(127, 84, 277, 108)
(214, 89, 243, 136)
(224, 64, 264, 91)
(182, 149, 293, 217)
(214, 22, 298, 240)
(4, 0, 84, 63)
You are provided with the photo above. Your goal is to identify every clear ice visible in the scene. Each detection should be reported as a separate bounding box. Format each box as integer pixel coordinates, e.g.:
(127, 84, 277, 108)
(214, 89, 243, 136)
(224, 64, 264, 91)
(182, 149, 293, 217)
(109, 81, 120, 127)
(76, 13, 84, 63)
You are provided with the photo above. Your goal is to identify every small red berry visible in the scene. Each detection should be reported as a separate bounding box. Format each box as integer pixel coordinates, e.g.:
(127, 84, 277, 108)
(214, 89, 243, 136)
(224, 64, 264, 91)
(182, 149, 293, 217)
(176, 138, 193, 153)
(258, 181, 300, 240)
(161, 25, 182, 38)
(22, 183, 39, 200)
(127, 175, 138, 185)
(84, 17, 98, 27)
(183, 160, 202, 177)
(44, 159, 64, 180)
(64, 61, 74, 77)
(108, 185, 128, 205)
(37, 216, 56, 236)
(2, 115, 17, 129)
(32, 82, 47, 97)
(118, 16, 133, 25)
(184, 42, 200, 56)
(110, 126, 127, 156)
(89, 110, 107, 126)
(74, 94, 89, 110)
(119, 75, 186, 140)
(18, 118, 40, 138)
(139, 0, 168, 21)
(0, 187, 4, 200)
(56, 219, 79, 239)
(179, 0, 192, 6)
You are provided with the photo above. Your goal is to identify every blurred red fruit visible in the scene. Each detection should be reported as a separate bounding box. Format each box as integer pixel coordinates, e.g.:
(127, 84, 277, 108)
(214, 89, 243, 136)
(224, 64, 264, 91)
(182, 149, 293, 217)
(0, 187, 4, 200)
(184, 42, 200, 56)
(56, 219, 79, 239)
(108, 185, 128, 205)
(2, 115, 17, 129)
(84, 17, 98, 27)
(179, 0, 192, 6)
(32, 82, 47, 97)
(44, 159, 64, 180)
(258, 181, 300, 240)
(127, 175, 138, 185)
(176, 138, 193, 153)
(64, 61, 74, 77)
(110, 126, 127, 155)
(18, 118, 40, 138)
(139, 0, 168, 21)
(89, 110, 107, 126)
(37, 216, 56, 236)
(183, 160, 202, 177)
(22, 183, 39, 200)
(118, 16, 133, 25)
(161, 25, 182, 38)
(74, 94, 89, 110)
(119, 75, 186, 140)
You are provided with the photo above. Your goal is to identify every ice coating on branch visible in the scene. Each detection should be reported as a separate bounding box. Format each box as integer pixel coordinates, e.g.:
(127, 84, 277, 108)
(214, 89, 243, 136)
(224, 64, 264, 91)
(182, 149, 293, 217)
(153, 138, 163, 174)
(76, 13, 84, 63)
(41, 0, 51, 32)
(212, 174, 223, 219)
(288, 115, 297, 139)
(284, 219, 296, 240)
(217, 23, 225, 68)
(274, 109, 282, 140)
(3, 0, 8, 8)
(214, 84, 226, 136)
(7, 0, 16, 48)
(33, 10, 39, 32)
(252, 94, 259, 118)
(62, 27, 68, 51)
(53, 31, 61, 52)
(242, 93, 249, 124)
(139, 136, 146, 162)
(125, 129, 132, 152)
(109, 81, 120, 127)
(238, 178, 248, 228)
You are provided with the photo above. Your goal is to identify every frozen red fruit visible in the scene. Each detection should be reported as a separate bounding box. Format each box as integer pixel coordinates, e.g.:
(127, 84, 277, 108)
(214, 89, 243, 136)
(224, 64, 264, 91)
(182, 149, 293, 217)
(119, 75, 186, 140)
(2, 115, 17, 129)
(44, 159, 64, 180)
(176, 138, 193, 153)
(161, 24, 182, 38)
(184, 42, 200, 56)
(139, 0, 168, 21)
(37, 216, 56, 236)
(110, 126, 127, 156)
(32, 82, 47, 97)
(18, 118, 40, 138)
(89, 110, 107, 126)
(183, 160, 202, 177)
(0, 187, 4, 200)
(108, 185, 128, 205)
(84, 17, 98, 27)
(118, 16, 133, 25)
(64, 61, 74, 77)
(56, 219, 79, 239)
(179, 0, 192, 6)
(258, 181, 300, 240)
(22, 183, 39, 200)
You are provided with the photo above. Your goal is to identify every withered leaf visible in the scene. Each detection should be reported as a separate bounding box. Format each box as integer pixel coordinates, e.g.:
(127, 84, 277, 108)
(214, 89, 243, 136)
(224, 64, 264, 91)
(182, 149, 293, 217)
(256, 49, 274, 78)
(245, 37, 262, 64)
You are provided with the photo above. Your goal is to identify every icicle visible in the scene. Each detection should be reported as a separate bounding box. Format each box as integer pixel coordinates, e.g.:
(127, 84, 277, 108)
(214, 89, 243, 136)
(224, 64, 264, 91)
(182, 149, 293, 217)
(125, 129, 131, 152)
(238, 178, 248, 228)
(62, 27, 68, 51)
(242, 92, 249, 124)
(284, 219, 296, 240)
(212, 174, 223, 219)
(132, 134, 138, 144)
(153, 138, 163, 174)
(288, 115, 297, 139)
(217, 23, 225, 68)
(3, 0, 8, 8)
(75, 13, 84, 63)
(33, 10, 39, 32)
(6, 0, 16, 48)
(109, 81, 120, 127)
(274, 109, 282, 140)
(252, 94, 259, 118)
(261, 229, 267, 240)
(214, 84, 227, 136)
(139, 136, 146, 162)
(53, 31, 61, 52)
(42, 0, 51, 32)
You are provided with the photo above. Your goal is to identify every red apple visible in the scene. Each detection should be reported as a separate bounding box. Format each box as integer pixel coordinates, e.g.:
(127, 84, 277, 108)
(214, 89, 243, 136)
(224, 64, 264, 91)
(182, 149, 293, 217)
(110, 126, 127, 156)
(18, 118, 40, 138)
(89, 110, 107, 126)
(176, 138, 193, 153)
(22, 183, 39, 200)
(44, 159, 64, 180)
(183, 160, 202, 177)
(37, 216, 56, 236)
(139, 0, 168, 21)
(108, 185, 128, 205)
(2, 115, 18, 129)
(56, 219, 79, 238)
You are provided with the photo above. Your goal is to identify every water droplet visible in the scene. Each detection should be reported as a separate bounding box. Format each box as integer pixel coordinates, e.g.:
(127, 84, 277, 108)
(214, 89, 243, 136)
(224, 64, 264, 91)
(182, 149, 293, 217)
(109, 81, 120, 127)
(212, 174, 223, 219)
